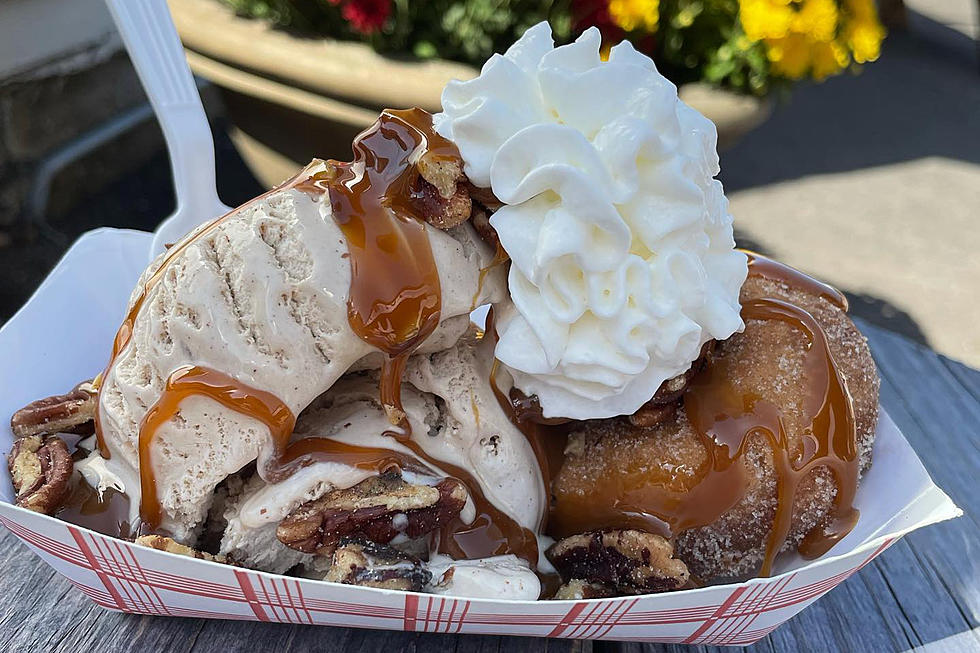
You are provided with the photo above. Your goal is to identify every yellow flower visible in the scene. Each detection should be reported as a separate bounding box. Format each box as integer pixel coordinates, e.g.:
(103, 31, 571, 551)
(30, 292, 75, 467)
(766, 33, 811, 79)
(845, 0, 876, 19)
(847, 20, 884, 62)
(811, 39, 849, 78)
(844, 0, 885, 62)
(739, 0, 882, 81)
(608, 0, 659, 33)
(739, 0, 793, 40)
(792, 0, 838, 42)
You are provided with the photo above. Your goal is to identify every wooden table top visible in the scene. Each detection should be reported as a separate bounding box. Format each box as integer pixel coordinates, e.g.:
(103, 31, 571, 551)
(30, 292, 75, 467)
(2, 320, 978, 652)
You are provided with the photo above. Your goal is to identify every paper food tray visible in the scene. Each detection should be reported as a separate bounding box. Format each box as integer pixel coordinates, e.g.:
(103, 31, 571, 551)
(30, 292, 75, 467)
(0, 228, 961, 646)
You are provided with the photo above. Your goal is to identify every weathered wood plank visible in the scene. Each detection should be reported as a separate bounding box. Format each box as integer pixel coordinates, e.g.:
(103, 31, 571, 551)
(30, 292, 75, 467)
(859, 322, 980, 644)
(941, 356, 980, 405)
(2, 321, 977, 652)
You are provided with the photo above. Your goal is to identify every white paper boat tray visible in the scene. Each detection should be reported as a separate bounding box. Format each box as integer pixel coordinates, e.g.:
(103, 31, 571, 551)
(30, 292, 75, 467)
(0, 229, 961, 646)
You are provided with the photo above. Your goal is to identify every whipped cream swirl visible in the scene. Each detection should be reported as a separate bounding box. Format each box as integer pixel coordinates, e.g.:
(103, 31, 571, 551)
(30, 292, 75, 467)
(435, 23, 747, 419)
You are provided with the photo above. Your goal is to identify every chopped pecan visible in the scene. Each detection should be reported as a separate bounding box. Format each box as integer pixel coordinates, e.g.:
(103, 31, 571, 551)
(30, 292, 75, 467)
(547, 530, 689, 596)
(470, 203, 501, 252)
(466, 183, 503, 212)
(325, 537, 431, 591)
(628, 402, 677, 428)
(277, 471, 467, 556)
(417, 153, 461, 200)
(11, 382, 97, 438)
(509, 388, 572, 426)
(7, 435, 73, 514)
(135, 535, 228, 563)
(553, 579, 616, 600)
(628, 342, 714, 427)
(415, 151, 472, 229)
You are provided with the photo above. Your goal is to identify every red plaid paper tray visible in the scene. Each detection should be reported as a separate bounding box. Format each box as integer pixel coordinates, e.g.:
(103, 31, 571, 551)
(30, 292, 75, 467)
(0, 229, 960, 645)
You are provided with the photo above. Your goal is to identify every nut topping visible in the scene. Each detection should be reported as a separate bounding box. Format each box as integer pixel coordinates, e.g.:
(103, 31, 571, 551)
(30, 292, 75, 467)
(547, 530, 689, 596)
(415, 151, 472, 229)
(469, 203, 502, 253)
(7, 435, 73, 514)
(10, 382, 97, 439)
(553, 579, 616, 600)
(628, 342, 714, 428)
(277, 471, 467, 556)
(135, 535, 228, 563)
(325, 537, 431, 592)
(627, 402, 677, 428)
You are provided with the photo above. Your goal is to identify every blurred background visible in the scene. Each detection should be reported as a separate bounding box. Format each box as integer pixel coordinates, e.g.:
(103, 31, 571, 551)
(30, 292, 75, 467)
(0, 0, 976, 366)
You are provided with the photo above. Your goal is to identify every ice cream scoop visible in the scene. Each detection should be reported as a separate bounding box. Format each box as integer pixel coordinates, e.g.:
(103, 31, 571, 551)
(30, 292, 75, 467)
(94, 154, 505, 541)
(435, 22, 747, 420)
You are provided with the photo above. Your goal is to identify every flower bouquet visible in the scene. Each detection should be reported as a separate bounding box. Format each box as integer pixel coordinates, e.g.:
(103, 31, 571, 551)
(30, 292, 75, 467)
(221, 0, 885, 94)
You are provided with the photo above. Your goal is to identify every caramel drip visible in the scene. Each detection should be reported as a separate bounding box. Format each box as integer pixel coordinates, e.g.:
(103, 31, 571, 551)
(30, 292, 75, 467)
(547, 257, 859, 576)
(384, 428, 539, 564)
(308, 109, 537, 562)
(279, 402, 540, 563)
(56, 461, 134, 539)
(486, 322, 568, 534)
(138, 366, 296, 529)
(93, 169, 311, 458)
(744, 250, 849, 311)
(298, 108, 453, 422)
(471, 241, 509, 310)
(117, 108, 537, 561)
(136, 362, 536, 563)
(689, 298, 858, 575)
(270, 437, 426, 485)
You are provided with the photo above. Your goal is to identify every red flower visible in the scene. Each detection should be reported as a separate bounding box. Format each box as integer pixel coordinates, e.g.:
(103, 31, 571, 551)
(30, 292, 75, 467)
(573, 0, 625, 44)
(340, 0, 391, 34)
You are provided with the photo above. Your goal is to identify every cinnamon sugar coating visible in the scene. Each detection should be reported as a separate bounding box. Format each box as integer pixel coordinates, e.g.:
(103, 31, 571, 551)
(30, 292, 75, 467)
(551, 275, 880, 581)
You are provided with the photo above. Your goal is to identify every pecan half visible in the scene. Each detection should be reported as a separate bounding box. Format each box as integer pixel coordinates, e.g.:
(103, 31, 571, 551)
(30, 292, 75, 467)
(415, 152, 472, 229)
(628, 342, 715, 427)
(628, 402, 678, 428)
(135, 535, 228, 563)
(553, 579, 616, 600)
(470, 202, 501, 253)
(547, 530, 689, 596)
(325, 537, 431, 591)
(10, 382, 97, 438)
(466, 183, 503, 213)
(277, 471, 467, 556)
(7, 435, 73, 514)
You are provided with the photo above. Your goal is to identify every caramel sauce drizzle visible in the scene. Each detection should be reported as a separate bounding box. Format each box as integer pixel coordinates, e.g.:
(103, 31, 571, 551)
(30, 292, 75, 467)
(121, 108, 536, 561)
(471, 241, 509, 310)
(546, 255, 860, 576)
(138, 366, 296, 528)
(270, 435, 424, 485)
(485, 316, 568, 534)
(296, 108, 451, 421)
(745, 250, 849, 311)
(688, 297, 858, 574)
(93, 169, 312, 458)
(298, 108, 538, 563)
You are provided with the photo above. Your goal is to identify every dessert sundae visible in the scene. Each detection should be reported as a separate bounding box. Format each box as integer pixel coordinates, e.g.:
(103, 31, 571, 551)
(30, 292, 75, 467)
(6, 23, 878, 600)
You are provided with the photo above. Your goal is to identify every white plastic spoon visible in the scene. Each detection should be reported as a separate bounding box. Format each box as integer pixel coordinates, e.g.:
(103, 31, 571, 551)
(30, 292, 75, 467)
(104, 0, 232, 261)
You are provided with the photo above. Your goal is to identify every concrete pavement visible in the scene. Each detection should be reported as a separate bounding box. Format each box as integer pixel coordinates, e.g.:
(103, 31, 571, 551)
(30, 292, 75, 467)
(719, 20, 980, 367)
